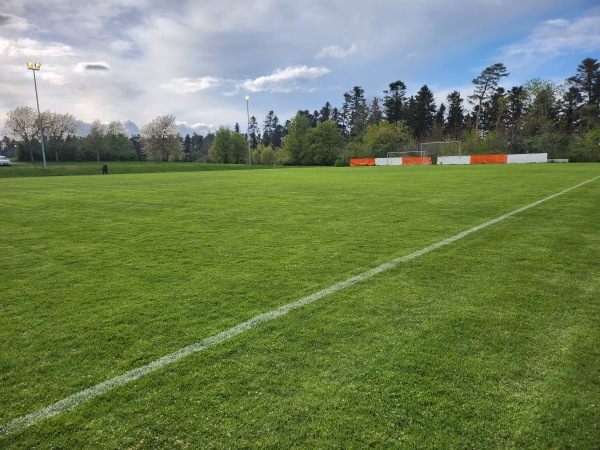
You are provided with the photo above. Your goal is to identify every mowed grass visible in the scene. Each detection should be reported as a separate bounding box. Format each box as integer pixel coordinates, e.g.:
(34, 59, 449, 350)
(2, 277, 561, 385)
(0, 161, 268, 178)
(0, 164, 598, 448)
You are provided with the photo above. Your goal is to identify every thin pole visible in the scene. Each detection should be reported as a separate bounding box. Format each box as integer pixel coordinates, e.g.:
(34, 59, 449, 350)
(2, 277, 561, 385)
(246, 96, 251, 165)
(31, 68, 47, 170)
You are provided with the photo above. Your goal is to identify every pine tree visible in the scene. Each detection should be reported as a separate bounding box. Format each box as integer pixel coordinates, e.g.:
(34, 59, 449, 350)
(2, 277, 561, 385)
(383, 80, 407, 124)
(468, 63, 509, 152)
(445, 91, 464, 139)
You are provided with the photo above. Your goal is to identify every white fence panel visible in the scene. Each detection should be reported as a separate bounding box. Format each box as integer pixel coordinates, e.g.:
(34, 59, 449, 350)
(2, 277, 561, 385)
(438, 156, 471, 165)
(507, 153, 548, 164)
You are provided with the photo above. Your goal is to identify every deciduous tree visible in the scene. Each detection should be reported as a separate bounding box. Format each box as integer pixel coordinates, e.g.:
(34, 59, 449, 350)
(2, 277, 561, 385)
(140, 115, 183, 162)
(4, 106, 39, 162)
(283, 114, 311, 164)
(43, 111, 79, 162)
(304, 120, 345, 165)
(208, 126, 247, 163)
(106, 121, 136, 160)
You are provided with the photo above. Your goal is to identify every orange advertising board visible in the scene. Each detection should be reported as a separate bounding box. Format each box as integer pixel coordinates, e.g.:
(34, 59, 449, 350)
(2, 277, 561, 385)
(350, 158, 376, 166)
(470, 154, 507, 164)
(402, 157, 432, 165)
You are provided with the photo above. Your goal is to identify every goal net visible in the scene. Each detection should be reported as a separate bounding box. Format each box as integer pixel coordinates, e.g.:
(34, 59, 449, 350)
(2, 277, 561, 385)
(419, 141, 462, 157)
(386, 150, 426, 165)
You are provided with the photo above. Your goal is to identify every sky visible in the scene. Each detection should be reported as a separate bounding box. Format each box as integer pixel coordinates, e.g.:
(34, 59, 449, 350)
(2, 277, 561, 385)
(1, 0, 599, 137)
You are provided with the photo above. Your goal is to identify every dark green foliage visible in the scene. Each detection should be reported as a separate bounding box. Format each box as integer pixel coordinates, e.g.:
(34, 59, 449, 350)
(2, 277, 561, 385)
(383, 80, 407, 124)
(304, 120, 345, 165)
(445, 91, 465, 139)
(208, 126, 248, 164)
(284, 113, 312, 164)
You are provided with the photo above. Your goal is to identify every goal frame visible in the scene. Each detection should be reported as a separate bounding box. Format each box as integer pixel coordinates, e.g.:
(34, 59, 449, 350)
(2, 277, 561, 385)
(386, 150, 425, 165)
(419, 141, 462, 157)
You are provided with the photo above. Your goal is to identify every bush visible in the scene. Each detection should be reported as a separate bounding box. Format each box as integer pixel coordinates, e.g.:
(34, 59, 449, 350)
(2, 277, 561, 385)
(569, 129, 600, 162)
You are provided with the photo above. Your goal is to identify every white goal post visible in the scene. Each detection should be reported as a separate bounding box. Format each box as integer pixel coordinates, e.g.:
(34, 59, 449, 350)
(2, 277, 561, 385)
(419, 141, 462, 157)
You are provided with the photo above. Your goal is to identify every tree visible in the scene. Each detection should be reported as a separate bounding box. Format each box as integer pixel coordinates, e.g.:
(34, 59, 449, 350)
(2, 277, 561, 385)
(434, 103, 446, 128)
(83, 119, 107, 162)
(522, 79, 560, 136)
(42, 111, 79, 162)
(363, 121, 413, 157)
(208, 126, 247, 163)
(283, 114, 311, 165)
(272, 123, 285, 148)
(445, 91, 465, 139)
(480, 87, 509, 133)
(330, 107, 345, 137)
(411, 85, 437, 139)
(570, 128, 600, 162)
(304, 120, 345, 165)
(568, 57, 600, 106)
(262, 111, 280, 147)
(4, 106, 39, 162)
(560, 86, 583, 133)
(318, 102, 332, 123)
(368, 97, 384, 125)
(140, 115, 183, 162)
(346, 86, 368, 137)
(105, 121, 136, 160)
(248, 116, 259, 149)
(568, 58, 600, 131)
(183, 134, 192, 160)
(468, 63, 509, 152)
(506, 86, 526, 152)
(383, 80, 407, 124)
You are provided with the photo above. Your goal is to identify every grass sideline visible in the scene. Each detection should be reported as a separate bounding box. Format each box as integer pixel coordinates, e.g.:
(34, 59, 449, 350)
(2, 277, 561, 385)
(0, 161, 270, 178)
(1, 164, 599, 448)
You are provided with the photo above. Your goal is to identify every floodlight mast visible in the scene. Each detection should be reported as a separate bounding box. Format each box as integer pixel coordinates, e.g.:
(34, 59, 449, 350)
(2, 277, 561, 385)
(246, 95, 251, 165)
(27, 62, 47, 170)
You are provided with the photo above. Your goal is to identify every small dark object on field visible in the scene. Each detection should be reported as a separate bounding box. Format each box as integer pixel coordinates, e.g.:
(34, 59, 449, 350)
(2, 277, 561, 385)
(102, 164, 108, 174)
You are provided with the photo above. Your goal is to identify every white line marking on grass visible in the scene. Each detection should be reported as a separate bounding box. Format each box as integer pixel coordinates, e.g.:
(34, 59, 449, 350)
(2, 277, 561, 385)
(1, 175, 598, 437)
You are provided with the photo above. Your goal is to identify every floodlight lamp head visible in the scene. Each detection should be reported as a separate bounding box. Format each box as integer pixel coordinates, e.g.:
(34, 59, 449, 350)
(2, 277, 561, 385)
(245, 96, 250, 101)
(27, 62, 41, 70)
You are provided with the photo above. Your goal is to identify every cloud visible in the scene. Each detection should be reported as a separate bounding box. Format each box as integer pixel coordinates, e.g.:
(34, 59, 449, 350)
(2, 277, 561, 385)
(237, 66, 331, 94)
(74, 62, 111, 73)
(316, 43, 358, 59)
(1, 0, 598, 131)
(161, 77, 222, 93)
(176, 121, 216, 136)
(110, 40, 140, 56)
(0, 14, 29, 30)
(0, 38, 74, 58)
(501, 10, 600, 63)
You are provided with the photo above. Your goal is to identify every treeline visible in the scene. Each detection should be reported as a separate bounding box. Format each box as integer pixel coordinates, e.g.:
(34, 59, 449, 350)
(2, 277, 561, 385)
(218, 58, 599, 165)
(2, 58, 599, 165)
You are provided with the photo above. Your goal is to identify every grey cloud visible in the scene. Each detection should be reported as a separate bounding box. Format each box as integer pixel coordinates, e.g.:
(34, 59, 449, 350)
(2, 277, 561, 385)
(75, 62, 111, 73)
(84, 64, 110, 71)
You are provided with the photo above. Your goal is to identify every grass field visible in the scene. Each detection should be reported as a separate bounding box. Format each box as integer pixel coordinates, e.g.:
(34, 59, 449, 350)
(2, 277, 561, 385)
(0, 161, 269, 178)
(1, 163, 599, 448)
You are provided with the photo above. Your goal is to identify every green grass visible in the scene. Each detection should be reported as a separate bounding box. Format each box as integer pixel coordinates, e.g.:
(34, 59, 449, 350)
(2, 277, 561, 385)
(1, 164, 599, 448)
(0, 161, 269, 178)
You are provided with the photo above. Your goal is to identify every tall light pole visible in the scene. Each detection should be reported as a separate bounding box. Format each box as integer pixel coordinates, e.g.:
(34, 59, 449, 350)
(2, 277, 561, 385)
(27, 62, 47, 170)
(245, 95, 251, 165)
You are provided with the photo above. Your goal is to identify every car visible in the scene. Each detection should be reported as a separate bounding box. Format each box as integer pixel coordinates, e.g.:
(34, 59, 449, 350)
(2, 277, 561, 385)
(0, 156, 12, 166)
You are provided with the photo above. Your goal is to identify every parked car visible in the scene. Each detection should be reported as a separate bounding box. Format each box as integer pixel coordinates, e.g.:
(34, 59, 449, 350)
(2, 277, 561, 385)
(0, 156, 12, 166)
